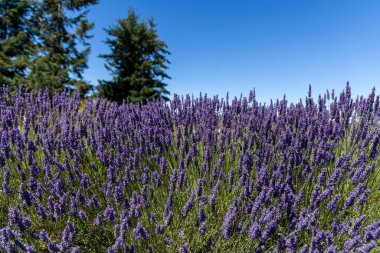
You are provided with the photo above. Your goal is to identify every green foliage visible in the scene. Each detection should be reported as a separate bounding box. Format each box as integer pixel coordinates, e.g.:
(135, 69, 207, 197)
(0, 0, 36, 88)
(0, 0, 97, 97)
(28, 0, 97, 97)
(97, 8, 171, 103)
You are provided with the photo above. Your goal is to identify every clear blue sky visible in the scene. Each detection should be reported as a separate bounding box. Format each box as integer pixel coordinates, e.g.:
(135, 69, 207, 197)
(84, 0, 380, 103)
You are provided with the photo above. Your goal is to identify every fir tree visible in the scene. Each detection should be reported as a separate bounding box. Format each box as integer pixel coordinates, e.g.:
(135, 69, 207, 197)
(29, 0, 97, 97)
(0, 0, 36, 88)
(98, 8, 171, 103)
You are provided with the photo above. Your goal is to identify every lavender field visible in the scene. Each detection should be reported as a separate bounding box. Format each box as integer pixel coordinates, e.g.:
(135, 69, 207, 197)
(0, 84, 379, 252)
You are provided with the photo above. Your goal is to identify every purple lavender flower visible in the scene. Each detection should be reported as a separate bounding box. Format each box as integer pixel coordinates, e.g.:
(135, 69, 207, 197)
(222, 201, 238, 238)
(358, 189, 371, 206)
(39, 229, 49, 242)
(344, 237, 359, 251)
(60, 220, 75, 251)
(357, 241, 378, 253)
(229, 169, 235, 190)
(36, 183, 45, 199)
(165, 211, 174, 226)
(344, 186, 361, 208)
(159, 157, 167, 175)
(179, 243, 188, 253)
(326, 245, 337, 253)
(327, 194, 341, 212)
(48, 241, 60, 252)
(2, 167, 12, 195)
(18, 183, 32, 206)
(198, 221, 207, 236)
(88, 195, 102, 210)
(93, 214, 103, 226)
(0, 83, 379, 252)
(69, 195, 78, 216)
(141, 167, 150, 185)
(164, 236, 173, 245)
(164, 191, 174, 218)
(104, 205, 117, 222)
(209, 180, 221, 212)
(34, 203, 48, 220)
(169, 169, 178, 191)
(71, 246, 80, 253)
(155, 222, 166, 234)
(149, 212, 156, 224)
(195, 178, 204, 197)
(249, 221, 261, 239)
(2, 180, 12, 195)
(152, 171, 162, 187)
(196, 201, 206, 227)
(114, 183, 124, 204)
(78, 210, 88, 221)
(128, 191, 142, 219)
(132, 222, 149, 240)
(181, 194, 195, 218)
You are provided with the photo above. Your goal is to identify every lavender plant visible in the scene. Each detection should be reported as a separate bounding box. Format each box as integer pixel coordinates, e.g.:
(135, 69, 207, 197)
(0, 84, 379, 252)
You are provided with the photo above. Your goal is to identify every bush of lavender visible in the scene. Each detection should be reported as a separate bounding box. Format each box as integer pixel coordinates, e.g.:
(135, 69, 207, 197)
(0, 84, 379, 252)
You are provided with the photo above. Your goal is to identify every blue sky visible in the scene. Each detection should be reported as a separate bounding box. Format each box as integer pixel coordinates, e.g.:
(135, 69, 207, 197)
(85, 0, 380, 103)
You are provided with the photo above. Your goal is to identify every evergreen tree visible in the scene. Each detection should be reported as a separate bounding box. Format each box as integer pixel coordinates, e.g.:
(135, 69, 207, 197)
(98, 9, 170, 103)
(0, 0, 36, 88)
(29, 0, 97, 97)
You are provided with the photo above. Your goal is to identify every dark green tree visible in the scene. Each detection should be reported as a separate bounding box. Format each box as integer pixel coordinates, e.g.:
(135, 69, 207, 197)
(98, 9, 171, 103)
(0, 0, 36, 88)
(29, 0, 97, 97)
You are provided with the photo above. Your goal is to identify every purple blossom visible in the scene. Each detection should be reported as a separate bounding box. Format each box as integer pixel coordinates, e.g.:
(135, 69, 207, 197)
(0, 85, 378, 252)
(196, 201, 206, 227)
(199, 221, 207, 236)
(104, 205, 117, 223)
(179, 243, 188, 253)
(18, 183, 32, 206)
(181, 193, 195, 218)
(164, 236, 173, 245)
(39, 229, 49, 242)
(164, 191, 174, 218)
(249, 221, 261, 239)
(152, 171, 162, 187)
(132, 222, 149, 240)
(327, 194, 341, 212)
(78, 210, 88, 221)
(222, 201, 238, 238)
(93, 214, 103, 226)
(357, 241, 378, 253)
